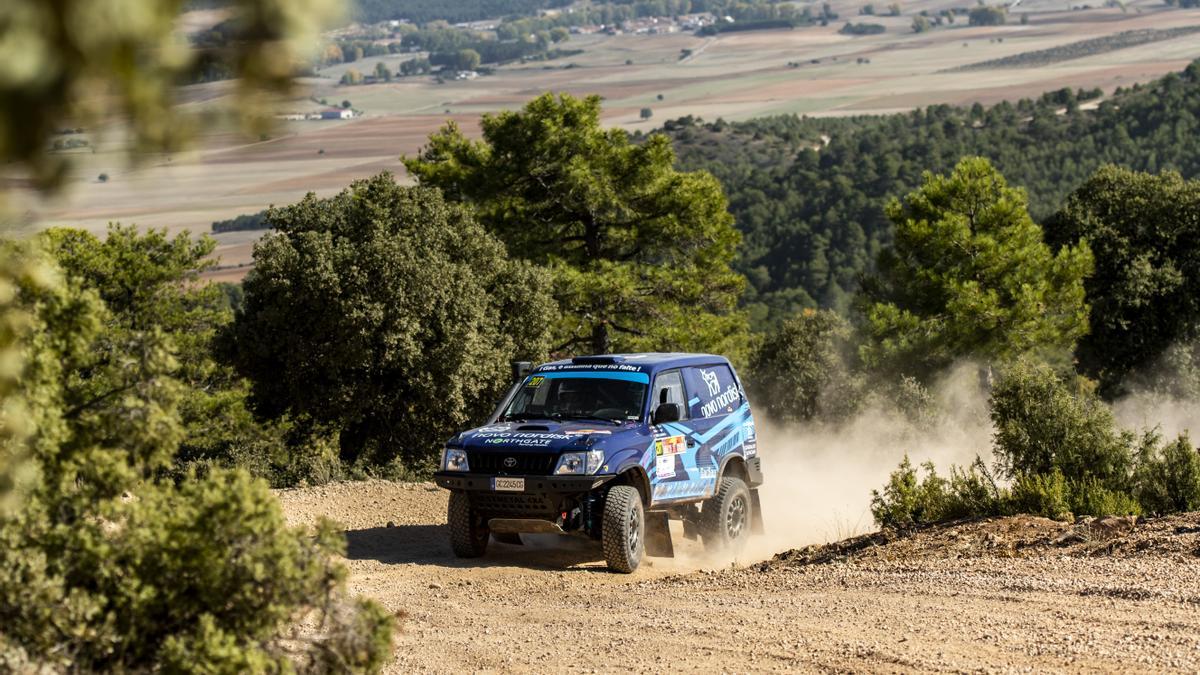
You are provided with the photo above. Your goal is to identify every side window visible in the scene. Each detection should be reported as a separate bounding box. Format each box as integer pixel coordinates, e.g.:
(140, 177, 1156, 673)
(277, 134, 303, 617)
(651, 370, 688, 421)
(684, 365, 742, 419)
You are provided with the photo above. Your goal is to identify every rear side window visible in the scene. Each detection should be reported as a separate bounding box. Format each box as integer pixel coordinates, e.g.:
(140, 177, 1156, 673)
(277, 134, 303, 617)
(651, 370, 688, 421)
(683, 365, 742, 419)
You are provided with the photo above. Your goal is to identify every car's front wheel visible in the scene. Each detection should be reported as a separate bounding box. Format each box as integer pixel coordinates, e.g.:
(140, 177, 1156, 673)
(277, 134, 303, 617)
(448, 491, 489, 558)
(602, 485, 645, 573)
(701, 476, 752, 553)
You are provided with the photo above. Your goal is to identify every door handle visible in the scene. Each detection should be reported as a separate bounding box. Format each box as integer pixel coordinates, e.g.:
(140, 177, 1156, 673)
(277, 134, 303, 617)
(687, 438, 696, 448)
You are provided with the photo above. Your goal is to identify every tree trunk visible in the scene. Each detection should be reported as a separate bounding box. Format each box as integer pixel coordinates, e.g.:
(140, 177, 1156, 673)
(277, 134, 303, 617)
(591, 322, 609, 355)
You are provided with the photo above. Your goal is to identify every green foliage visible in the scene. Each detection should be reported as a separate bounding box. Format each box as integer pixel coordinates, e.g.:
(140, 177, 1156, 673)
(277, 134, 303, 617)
(404, 93, 748, 358)
(0, 0, 342, 190)
(1070, 476, 1141, 517)
(989, 361, 1133, 491)
(230, 173, 555, 469)
(870, 456, 945, 528)
(746, 309, 863, 423)
(871, 456, 1004, 528)
(37, 226, 320, 487)
(1046, 166, 1200, 397)
(1008, 471, 1071, 520)
(0, 249, 392, 671)
(213, 209, 270, 233)
(664, 61, 1200, 326)
(859, 158, 1092, 378)
(953, 27, 1200, 71)
(942, 457, 1003, 519)
(1134, 432, 1200, 515)
(0, 245, 56, 516)
(968, 5, 1006, 25)
(911, 15, 932, 32)
(839, 22, 886, 34)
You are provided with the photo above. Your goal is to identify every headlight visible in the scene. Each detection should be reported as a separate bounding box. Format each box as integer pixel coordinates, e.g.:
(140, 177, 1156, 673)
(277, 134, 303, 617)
(554, 449, 605, 475)
(442, 448, 469, 472)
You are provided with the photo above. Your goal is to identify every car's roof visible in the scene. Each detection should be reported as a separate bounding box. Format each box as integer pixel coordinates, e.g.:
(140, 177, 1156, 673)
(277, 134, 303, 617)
(532, 352, 730, 375)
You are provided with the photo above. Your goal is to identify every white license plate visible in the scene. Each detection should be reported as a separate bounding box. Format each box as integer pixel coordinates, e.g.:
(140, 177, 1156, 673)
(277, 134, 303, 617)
(493, 477, 525, 492)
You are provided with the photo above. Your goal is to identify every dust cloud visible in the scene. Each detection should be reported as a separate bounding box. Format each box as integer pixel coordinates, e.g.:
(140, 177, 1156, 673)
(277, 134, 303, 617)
(667, 363, 996, 570)
(1113, 394, 1197, 441)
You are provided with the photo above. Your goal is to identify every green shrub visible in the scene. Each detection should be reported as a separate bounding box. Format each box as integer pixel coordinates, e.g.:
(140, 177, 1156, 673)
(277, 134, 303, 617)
(870, 456, 948, 528)
(990, 361, 1133, 491)
(1070, 476, 1141, 517)
(746, 309, 864, 424)
(1009, 471, 1071, 520)
(941, 457, 1003, 519)
(0, 249, 394, 671)
(1135, 432, 1200, 515)
(230, 175, 555, 469)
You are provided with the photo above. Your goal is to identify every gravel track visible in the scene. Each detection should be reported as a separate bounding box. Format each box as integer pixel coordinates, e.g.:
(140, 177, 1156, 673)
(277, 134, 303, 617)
(276, 480, 1200, 673)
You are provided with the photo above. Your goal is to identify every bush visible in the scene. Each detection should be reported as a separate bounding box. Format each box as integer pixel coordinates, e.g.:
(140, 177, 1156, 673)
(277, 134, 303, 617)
(746, 309, 863, 424)
(1135, 432, 1200, 515)
(871, 457, 941, 528)
(0, 249, 393, 671)
(942, 457, 1003, 519)
(1070, 476, 1141, 517)
(230, 173, 555, 470)
(990, 361, 1133, 491)
(1008, 471, 1071, 520)
(871, 455, 1003, 528)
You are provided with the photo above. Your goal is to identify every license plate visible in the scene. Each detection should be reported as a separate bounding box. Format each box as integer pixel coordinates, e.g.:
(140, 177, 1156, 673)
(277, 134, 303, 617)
(493, 477, 525, 492)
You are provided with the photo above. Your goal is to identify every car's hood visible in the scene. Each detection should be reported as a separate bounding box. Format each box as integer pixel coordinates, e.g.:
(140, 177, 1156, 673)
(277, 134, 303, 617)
(456, 420, 638, 453)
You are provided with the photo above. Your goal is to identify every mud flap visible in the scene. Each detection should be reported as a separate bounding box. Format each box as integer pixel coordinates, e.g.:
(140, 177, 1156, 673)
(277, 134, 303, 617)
(644, 510, 675, 558)
(750, 488, 765, 535)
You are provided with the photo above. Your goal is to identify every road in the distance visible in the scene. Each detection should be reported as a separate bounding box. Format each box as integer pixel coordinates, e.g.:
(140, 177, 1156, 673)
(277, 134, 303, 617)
(277, 480, 1200, 673)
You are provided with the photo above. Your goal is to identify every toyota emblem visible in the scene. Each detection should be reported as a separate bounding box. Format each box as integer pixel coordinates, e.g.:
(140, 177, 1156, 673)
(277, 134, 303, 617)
(503, 457, 517, 468)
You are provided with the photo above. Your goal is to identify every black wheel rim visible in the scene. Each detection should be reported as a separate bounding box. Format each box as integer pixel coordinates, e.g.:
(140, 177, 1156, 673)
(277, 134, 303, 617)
(628, 507, 640, 554)
(726, 494, 747, 540)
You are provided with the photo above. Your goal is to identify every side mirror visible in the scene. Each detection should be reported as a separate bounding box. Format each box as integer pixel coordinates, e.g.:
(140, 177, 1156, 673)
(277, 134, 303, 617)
(510, 361, 532, 383)
(653, 403, 681, 425)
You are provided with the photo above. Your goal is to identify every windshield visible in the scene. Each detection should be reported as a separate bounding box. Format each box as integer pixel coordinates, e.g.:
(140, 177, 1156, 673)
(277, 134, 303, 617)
(502, 374, 647, 423)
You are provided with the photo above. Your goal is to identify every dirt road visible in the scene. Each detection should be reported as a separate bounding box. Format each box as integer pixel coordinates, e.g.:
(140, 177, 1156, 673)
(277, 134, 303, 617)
(277, 480, 1200, 673)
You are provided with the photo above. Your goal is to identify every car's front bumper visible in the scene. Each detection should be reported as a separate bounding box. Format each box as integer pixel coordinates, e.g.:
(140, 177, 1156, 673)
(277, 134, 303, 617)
(434, 472, 616, 494)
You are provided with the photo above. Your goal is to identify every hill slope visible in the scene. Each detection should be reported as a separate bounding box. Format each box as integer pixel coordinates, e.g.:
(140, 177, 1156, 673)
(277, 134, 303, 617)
(665, 61, 1200, 325)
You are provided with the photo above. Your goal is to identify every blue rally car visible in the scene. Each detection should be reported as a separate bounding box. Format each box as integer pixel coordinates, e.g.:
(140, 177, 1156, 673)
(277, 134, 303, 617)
(434, 353, 763, 572)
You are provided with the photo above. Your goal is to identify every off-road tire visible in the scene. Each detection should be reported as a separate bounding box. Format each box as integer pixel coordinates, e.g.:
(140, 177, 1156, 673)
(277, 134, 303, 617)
(700, 476, 752, 553)
(492, 532, 522, 545)
(448, 491, 489, 558)
(602, 485, 645, 573)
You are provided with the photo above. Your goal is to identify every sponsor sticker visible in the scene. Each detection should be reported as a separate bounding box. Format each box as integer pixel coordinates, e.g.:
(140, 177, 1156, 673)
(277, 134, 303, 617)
(526, 376, 545, 387)
(700, 384, 741, 418)
(476, 431, 570, 448)
(699, 467, 717, 480)
(655, 453, 676, 479)
(564, 429, 612, 436)
(660, 435, 686, 456)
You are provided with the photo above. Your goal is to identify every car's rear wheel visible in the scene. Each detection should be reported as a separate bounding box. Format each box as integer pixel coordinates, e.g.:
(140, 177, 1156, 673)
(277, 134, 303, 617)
(448, 491, 489, 558)
(701, 476, 752, 553)
(602, 485, 644, 573)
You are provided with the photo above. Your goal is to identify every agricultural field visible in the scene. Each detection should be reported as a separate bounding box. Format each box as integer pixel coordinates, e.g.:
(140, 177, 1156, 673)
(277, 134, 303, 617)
(12, 0, 1200, 276)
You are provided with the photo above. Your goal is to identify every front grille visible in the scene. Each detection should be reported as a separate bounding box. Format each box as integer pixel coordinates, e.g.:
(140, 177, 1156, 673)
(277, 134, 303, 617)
(467, 451, 557, 475)
(471, 491, 559, 518)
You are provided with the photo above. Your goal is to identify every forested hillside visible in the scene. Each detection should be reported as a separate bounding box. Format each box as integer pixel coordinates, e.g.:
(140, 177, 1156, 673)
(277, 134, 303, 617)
(663, 61, 1200, 327)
